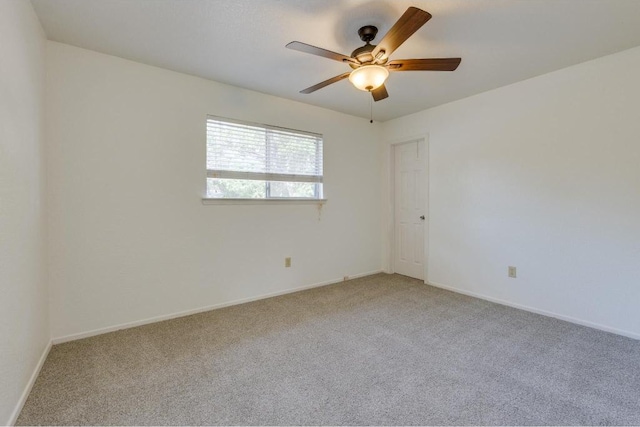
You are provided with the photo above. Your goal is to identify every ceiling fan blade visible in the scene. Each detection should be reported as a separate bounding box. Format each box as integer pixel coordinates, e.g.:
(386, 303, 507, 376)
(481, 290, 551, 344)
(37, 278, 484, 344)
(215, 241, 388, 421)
(371, 84, 389, 102)
(387, 58, 461, 71)
(372, 7, 432, 61)
(286, 41, 358, 65)
(300, 72, 351, 94)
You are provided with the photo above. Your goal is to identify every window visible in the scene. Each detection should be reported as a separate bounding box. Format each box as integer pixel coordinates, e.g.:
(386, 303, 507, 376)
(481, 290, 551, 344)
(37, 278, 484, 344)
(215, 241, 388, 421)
(206, 116, 323, 200)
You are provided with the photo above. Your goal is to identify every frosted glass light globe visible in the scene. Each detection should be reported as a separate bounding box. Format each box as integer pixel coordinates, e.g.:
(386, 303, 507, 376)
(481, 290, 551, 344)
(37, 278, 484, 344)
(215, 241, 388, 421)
(348, 65, 389, 91)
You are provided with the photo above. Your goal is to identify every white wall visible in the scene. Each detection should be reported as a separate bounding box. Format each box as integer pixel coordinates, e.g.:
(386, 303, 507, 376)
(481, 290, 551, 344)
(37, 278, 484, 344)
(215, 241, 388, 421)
(46, 42, 382, 340)
(382, 46, 640, 338)
(0, 0, 49, 424)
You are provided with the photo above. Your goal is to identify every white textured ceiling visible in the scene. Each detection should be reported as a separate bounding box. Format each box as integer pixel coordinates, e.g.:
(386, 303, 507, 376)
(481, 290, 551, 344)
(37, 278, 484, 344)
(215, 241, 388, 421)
(31, 0, 640, 121)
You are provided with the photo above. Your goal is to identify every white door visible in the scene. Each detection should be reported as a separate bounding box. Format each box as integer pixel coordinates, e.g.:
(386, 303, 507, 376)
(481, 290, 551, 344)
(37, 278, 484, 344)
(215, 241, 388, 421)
(394, 140, 426, 280)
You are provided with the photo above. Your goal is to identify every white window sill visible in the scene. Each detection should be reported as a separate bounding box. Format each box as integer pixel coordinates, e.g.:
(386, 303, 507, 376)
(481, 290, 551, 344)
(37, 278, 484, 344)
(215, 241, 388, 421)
(202, 198, 327, 205)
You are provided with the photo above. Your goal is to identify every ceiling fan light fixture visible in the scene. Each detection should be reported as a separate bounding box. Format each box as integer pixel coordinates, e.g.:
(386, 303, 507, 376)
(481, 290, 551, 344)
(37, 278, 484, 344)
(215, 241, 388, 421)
(349, 65, 389, 92)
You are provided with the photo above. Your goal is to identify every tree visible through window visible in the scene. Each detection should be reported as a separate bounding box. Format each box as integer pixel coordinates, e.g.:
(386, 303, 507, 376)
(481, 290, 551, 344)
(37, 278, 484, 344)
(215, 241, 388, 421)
(206, 116, 323, 199)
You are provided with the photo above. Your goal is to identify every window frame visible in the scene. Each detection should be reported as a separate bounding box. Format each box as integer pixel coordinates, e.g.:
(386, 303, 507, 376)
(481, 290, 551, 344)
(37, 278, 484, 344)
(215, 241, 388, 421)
(203, 115, 326, 204)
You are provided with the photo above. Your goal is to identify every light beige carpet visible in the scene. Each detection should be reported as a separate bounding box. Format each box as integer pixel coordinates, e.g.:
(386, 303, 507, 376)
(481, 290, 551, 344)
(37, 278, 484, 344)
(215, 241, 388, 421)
(17, 273, 640, 425)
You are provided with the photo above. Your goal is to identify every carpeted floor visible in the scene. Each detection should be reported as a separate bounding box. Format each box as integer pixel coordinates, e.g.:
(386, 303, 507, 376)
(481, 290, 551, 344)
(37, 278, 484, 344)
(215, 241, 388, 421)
(17, 273, 640, 425)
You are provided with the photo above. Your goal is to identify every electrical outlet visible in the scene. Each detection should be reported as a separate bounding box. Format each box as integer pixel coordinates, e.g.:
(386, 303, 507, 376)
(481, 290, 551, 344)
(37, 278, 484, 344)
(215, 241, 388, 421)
(285, 257, 291, 268)
(508, 266, 517, 278)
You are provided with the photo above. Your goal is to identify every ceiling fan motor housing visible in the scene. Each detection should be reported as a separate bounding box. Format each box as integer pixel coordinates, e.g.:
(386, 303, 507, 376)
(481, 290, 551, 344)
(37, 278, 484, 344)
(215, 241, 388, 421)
(350, 26, 386, 68)
(351, 44, 375, 67)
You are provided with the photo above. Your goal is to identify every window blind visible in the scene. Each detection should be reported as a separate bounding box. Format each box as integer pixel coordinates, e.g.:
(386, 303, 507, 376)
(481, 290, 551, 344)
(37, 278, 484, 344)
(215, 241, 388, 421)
(206, 116, 323, 199)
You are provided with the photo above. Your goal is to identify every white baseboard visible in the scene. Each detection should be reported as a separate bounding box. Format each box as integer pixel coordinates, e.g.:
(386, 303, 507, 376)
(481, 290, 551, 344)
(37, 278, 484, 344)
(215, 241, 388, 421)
(8, 340, 52, 426)
(52, 270, 383, 344)
(426, 280, 640, 341)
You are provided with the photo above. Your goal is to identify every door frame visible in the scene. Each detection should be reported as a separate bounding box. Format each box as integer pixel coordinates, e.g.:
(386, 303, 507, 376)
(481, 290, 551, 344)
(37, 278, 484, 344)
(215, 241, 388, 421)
(387, 134, 429, 283)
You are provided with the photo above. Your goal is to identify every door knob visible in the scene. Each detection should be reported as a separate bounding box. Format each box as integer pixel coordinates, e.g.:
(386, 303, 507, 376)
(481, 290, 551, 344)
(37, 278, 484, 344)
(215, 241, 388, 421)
(420, 215, 425, 220)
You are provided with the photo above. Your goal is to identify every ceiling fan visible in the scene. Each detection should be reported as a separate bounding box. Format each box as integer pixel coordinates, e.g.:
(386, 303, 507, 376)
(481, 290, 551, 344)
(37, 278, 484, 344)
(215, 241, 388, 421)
(286, 6, 461, 102)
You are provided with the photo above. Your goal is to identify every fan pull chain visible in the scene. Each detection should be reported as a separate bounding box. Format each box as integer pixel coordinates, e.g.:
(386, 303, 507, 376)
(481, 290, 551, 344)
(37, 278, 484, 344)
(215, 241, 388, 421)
(369, 95, 373, 123)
